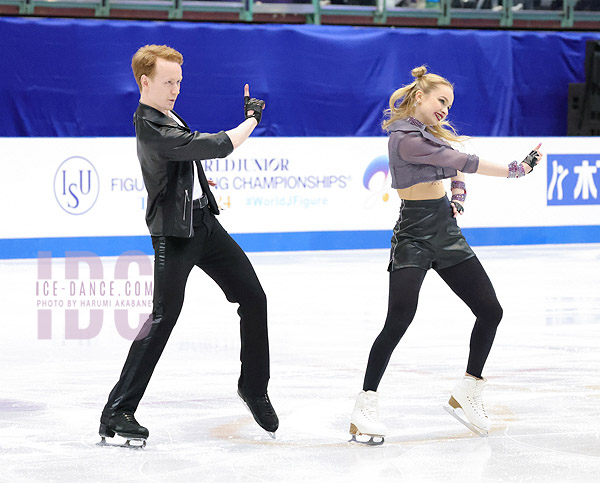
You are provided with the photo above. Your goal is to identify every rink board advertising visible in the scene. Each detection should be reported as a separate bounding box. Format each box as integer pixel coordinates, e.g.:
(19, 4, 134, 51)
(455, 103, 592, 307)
(1, 136, 600, 259)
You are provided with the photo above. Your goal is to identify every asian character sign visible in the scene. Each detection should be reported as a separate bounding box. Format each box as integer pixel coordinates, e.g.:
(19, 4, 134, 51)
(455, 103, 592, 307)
(547, 154, 600, 205)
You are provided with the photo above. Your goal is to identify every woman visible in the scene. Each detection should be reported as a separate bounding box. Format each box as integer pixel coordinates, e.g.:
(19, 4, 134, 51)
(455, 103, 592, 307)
(349, 66, 542, 443)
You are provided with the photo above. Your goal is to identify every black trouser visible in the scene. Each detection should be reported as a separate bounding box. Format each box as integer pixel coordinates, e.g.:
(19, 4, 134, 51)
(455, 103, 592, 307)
(363, 256, 503, 391)
(102, 206, 270, 417)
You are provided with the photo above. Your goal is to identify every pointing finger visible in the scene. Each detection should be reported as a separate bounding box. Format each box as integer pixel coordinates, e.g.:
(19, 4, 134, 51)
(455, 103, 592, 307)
(244, 84, 249, 99)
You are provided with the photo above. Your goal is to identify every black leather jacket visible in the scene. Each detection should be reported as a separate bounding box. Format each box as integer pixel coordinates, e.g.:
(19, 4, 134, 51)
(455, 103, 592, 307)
(134, 103, 234, 237)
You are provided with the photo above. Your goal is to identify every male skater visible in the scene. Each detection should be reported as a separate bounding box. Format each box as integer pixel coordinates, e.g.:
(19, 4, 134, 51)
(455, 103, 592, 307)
(99, 44, 277, 446)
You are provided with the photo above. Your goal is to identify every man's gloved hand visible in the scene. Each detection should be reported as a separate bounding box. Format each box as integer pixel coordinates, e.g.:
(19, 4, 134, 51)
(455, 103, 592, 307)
(244, 84, 265, 125)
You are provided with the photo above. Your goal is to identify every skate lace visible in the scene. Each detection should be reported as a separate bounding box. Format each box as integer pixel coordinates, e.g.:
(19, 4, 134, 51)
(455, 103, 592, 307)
(256, 395, 276, 416)
(469, 386, 488, 418)
(360, 394, 380, 421)
(122, 412, 136, 423)
(246, 394, 275, 416)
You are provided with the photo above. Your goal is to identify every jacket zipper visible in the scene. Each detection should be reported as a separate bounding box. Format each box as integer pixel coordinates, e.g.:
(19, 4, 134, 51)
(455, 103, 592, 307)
(184, 188, 193, 237)
(183, 189, 189, 221)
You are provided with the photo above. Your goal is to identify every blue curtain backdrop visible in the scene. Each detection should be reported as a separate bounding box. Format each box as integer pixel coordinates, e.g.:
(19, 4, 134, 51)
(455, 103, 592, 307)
(1, 17, 598, 138)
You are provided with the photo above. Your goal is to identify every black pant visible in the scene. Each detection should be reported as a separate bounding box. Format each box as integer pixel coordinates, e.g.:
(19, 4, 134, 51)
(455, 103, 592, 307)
(102, 206, 270, 417)
(363, 256, 503, 391)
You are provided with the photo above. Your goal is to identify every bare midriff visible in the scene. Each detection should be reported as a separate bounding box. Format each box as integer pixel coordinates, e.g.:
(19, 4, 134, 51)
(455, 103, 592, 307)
(396, 181, 445, 200)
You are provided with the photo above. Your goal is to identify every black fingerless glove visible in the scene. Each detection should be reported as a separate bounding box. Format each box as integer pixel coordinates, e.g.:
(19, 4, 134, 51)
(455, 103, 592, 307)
(244, 96, 265, 125)
(522, 150, 541, 171)
(451, 201, 464, 214)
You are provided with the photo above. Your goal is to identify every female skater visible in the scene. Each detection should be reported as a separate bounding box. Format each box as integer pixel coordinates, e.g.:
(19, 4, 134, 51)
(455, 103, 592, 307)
(349, 66, 542, 443)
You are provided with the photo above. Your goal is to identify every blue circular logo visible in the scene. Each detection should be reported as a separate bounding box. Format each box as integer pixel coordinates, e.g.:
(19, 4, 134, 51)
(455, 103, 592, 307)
(363, 155, 389, 190)
(54, 156, 100, 215)
(362, 155, 392, 207)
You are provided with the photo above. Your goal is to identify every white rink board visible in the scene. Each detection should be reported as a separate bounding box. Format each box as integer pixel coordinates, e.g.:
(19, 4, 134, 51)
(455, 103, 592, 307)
(1, 136, 600, 241)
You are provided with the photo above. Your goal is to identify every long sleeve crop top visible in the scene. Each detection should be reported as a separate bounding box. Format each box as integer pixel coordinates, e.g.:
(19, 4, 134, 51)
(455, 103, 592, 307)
(387, 118, 479, 189)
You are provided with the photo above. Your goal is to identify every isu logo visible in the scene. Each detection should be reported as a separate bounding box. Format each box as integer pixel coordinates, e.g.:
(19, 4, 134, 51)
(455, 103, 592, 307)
(54, 156, 100, 215)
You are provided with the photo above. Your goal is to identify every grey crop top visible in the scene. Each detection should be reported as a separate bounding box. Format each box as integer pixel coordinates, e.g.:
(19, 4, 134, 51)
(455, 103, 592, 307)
(387, 118, 479, 189)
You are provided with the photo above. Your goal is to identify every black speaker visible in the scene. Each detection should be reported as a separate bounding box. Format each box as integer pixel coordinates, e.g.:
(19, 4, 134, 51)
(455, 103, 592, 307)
(567, 83, 585, 136)
(585, 41, 600, 87)
(569, 40, 600, 136)
(578, 121, 600, 136)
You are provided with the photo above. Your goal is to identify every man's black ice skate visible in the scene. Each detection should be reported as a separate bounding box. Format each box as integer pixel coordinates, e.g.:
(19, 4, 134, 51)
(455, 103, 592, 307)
(97, 412, 149, 448)
(237, 388, 279, 438)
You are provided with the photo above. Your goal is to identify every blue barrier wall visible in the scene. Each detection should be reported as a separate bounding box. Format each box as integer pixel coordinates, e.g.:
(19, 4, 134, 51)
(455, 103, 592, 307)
(1, 17, 599, 138)
(2, 225, 600, 259)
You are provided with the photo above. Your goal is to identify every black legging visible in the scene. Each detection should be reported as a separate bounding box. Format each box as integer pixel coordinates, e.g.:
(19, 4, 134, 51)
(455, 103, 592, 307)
(363, 256, 503, 391)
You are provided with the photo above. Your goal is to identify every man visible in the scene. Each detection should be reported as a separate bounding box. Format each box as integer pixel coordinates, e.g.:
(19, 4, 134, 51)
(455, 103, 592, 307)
(99, 45, 277, 446)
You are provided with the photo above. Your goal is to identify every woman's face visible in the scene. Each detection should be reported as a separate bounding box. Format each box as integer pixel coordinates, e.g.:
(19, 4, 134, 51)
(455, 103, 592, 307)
(413, 84, 454, 126)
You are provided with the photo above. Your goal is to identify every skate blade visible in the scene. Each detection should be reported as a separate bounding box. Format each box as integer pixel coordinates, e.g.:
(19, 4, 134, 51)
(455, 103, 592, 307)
(97, 436, 147, 449)
(348, 424, 384, 446)
(349, 434, 385, 446)
(443, 405, 488, 438)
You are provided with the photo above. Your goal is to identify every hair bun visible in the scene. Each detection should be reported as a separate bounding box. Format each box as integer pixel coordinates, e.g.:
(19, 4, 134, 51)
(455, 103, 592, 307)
(411, 66, 427, 79)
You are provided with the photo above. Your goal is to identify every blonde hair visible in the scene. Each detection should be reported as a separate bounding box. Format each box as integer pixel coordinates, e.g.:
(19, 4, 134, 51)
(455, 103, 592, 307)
(382, 65, 465, 143)
(131, 45, 183, 92)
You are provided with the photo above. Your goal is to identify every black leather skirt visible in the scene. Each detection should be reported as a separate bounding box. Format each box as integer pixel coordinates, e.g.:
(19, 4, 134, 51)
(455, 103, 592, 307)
(388, 196, 475, 272)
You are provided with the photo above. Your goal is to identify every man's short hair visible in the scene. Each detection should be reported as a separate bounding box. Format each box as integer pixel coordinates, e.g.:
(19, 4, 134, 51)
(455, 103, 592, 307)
(132, 45, 183, 92)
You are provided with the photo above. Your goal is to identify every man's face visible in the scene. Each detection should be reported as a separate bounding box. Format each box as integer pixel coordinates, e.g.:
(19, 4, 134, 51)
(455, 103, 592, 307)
(141, 58, 182, 114)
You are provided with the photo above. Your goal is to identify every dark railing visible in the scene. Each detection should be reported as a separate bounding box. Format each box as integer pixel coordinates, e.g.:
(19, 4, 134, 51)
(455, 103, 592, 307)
(1, 0, 598, 28)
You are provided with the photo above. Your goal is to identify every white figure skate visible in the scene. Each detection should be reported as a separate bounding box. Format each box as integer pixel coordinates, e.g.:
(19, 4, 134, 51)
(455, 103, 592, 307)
(349, 390, 387, 445)
(444, 375, 491, 437)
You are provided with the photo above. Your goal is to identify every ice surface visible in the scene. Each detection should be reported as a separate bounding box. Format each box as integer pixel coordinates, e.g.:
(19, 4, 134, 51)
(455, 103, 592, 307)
(1, 245, 599, 482)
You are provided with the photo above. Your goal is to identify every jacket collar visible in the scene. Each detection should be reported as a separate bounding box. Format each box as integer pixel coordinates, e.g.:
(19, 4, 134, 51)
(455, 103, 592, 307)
(388, 118, 449, 147)
(135, 103, 189, 131)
